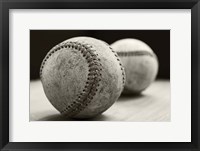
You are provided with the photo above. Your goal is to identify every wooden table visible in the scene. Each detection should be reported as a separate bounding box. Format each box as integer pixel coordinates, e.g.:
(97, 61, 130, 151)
(30, 80, 170, 121)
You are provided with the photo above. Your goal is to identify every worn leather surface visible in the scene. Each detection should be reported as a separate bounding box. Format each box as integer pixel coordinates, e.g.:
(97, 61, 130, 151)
(111, 38, 159, 94)
(41, 37, 124, 118)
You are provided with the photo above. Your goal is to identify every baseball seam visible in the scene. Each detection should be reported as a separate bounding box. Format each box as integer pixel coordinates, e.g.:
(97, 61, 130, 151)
(40, 41, 102, 118)
(101, 41, 125, 86)
(109, 46, 126, 86)
(117, 50, 155, 57)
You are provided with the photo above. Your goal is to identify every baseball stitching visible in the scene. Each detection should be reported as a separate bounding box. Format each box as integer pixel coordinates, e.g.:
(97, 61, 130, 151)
(117, 50, 155, 58)
(109, 46, 126, 86)
(101, 41, 125, 86)
(40, 41, 102, 117)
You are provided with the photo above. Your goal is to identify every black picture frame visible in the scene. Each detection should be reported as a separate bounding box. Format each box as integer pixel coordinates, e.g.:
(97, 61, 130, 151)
(0, 0, 199, 151)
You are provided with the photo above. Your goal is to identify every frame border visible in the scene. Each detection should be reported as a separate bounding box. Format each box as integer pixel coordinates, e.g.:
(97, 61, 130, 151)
(0, 0, 199, 151)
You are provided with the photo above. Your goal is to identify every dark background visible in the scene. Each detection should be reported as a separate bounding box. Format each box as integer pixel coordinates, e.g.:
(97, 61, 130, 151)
(30, 30, 170, 80)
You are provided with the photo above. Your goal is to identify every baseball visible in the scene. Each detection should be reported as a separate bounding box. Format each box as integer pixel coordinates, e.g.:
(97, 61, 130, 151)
(40, 37, 125, 119)
(111, 38, 159, 94)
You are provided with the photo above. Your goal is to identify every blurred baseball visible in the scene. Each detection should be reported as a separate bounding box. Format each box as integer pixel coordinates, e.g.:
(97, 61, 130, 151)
(40, 37, 125, 118)
(111, 38, 159, 94)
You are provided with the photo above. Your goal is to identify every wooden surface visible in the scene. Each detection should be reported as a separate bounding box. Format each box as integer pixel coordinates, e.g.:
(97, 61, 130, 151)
(30, 80, 170, 121)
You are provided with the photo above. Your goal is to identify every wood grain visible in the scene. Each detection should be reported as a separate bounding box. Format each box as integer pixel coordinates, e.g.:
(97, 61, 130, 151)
(30, 80, 170, 121)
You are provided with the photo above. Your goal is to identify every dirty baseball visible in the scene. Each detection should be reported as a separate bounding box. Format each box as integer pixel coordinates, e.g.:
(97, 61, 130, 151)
(40, 37, 125, 119)
(111, 38, 159, 94)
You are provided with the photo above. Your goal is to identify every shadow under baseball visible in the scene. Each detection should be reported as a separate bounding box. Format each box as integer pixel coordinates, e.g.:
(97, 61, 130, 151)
(118, 93, 146, 101)
(38, 113, 110, 121)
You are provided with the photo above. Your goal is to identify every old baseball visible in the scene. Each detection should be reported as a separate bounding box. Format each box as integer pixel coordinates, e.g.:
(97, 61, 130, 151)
(40, 37, 125, 119)
(111, 38, 158, 94)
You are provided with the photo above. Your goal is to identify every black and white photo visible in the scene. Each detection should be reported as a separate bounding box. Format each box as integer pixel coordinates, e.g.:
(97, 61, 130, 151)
(30, 30, 170, 121)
